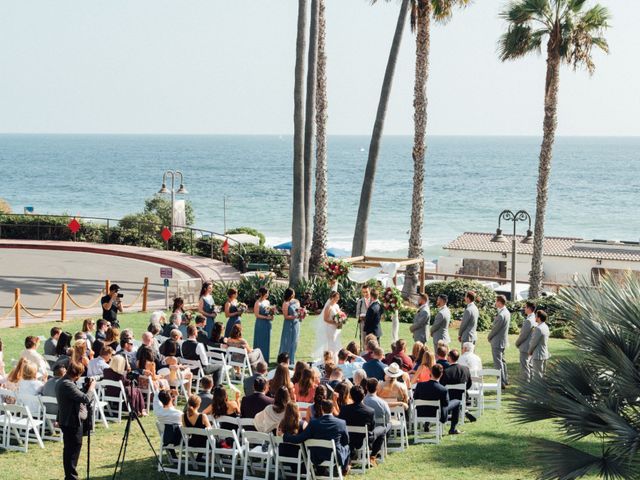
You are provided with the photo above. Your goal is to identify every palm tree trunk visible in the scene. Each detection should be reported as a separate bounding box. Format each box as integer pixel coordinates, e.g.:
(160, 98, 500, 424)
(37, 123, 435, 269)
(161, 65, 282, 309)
(529, 43, 561, 298)
(352, 0, 410, 257)
(291, 0, 309, 285)
(310, 0, 328, 276)
(303, 0, 319, 277)
(402, 3, 430, 299)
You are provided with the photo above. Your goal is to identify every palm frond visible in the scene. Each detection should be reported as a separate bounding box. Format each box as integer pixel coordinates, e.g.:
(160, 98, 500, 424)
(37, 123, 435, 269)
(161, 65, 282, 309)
(500, 0, 552, 25)
(498, 23, 542, 61)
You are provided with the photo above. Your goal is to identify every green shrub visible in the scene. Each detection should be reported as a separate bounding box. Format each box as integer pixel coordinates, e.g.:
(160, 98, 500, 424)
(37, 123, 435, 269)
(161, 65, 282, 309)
(398, 306, 417, 324)
(226, 226, 266, 246)
(424, 279, 496, 309)
(230, 244, 289, 277)
(477, 309, 493, 332)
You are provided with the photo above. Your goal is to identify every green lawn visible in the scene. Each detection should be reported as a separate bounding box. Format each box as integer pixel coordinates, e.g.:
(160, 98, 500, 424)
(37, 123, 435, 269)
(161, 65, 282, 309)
(0, 311, 591, 479)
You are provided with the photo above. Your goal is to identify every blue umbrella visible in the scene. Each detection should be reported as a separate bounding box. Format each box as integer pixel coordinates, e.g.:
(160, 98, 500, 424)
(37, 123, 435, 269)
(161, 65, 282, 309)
(274, 241, 292, 250)
(326, 248, 338, 258)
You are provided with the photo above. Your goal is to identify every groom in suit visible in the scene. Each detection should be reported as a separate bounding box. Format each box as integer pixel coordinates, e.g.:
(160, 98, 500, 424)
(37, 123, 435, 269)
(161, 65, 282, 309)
(363, 289, 383, 342)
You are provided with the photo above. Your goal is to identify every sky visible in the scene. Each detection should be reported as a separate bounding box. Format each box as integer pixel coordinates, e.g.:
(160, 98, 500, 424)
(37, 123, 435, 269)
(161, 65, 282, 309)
(0, 0, 638, 136)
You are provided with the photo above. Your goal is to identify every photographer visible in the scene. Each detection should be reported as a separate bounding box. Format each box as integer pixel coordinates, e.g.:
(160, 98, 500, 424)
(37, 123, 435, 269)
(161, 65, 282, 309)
(55, 362, 95, 480)
(101, 284, 123, 329)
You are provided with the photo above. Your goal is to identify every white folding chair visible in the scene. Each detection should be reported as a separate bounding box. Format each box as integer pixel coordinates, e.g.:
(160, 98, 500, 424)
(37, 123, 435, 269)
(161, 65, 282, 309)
(178, 358, 205, 393)
(242, 430, 274, 480)
(468, 375, 485, 417)
(208, 427, 244, 480)
(346, 425, 370, 474)
(412, 400, 442, 444)
(2, 403, 45, 451)
(155, 421, 183, 474)
(181, 426, 211, 477)
(97, 379, 129, 422)
(207, 350, 234, 387)
(139, 376, 156, 412)
(444, 383, 467, 426)
(226, 347, 253, 385)
(39, 395, 62, 441)
(17, 393, 46, 440)
(480, 369, 502, 409)
(273, 435, 307, 480)
(304, 439, 343, 480)
(386, 405, 409, 452)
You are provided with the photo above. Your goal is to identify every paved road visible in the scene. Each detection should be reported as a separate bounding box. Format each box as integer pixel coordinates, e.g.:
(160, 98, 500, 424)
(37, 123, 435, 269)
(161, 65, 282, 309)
(0, 249, 193, 314)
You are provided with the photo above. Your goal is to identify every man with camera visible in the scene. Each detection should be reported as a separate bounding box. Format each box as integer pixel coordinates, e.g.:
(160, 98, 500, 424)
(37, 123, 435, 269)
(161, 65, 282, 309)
(56, 362, 96, 480)
(101, 284, 123, 329)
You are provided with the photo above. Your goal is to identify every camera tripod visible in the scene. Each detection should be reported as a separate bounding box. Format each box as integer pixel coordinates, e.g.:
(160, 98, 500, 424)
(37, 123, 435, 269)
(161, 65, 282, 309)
(111, 381, 170, 480)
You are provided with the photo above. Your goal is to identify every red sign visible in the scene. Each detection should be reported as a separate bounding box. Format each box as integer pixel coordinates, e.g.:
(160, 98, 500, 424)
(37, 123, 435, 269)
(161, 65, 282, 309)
(161, 227, 172, 242)
(68, 218, 81, 234)
(222, 238, 229, 255)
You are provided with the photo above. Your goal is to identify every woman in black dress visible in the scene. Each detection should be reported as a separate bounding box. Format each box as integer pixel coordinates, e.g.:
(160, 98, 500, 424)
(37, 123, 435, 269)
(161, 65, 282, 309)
(183, 394, 212, 458)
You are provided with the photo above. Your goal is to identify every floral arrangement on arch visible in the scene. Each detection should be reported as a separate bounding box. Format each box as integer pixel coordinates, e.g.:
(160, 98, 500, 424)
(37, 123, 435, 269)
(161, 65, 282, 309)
(382, 286, 403, 314)
(320, 259, 351, 282)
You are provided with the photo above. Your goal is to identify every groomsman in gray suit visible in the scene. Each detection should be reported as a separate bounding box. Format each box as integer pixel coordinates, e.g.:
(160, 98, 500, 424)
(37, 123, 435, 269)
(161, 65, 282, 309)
(410, 293, 430, 344)
(528, 310, 550, 379)
(515, 301, 537, 383)
(488, 295, 510, 388)
(458, 291, 479, 345)
(431, 294, 451, 350)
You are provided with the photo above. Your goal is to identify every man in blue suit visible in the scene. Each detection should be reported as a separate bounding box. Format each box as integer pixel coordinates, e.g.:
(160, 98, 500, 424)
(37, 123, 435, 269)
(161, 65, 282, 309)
(363, 289, 383, 341)
(283, 399, 350, 475)
(414, 364, 462, 435)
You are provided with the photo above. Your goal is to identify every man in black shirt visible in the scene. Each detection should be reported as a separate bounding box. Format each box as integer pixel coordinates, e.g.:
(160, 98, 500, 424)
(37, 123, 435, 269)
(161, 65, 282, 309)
(101, 284, 123, 328)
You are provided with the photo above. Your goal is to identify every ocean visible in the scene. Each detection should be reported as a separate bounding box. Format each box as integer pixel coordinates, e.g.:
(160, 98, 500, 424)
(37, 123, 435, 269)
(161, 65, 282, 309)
(1, 134, 639, 260)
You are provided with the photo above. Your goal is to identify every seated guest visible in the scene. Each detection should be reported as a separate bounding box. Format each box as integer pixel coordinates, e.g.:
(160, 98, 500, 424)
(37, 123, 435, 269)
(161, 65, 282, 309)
(117, 337, 137, 369)
(439, 348, 474, 421)
(306, 384, 338, 421)
(337, 349, 364, 380)
(45, 327, 62, 356)
(149, 310, 166, 329)
(283, 399, 351, 476)
(41, 364, 66, 416)
(295, 367, 319, 403)
(209, 321, 227, 348)
(339, 385, 388, 465)
(362, 347, 387, 381)
(138, 332, 163, 364)
(291, 361, 307, 386)
(162, 313, 182, 337)
(20, 336, 49, 380)
(181, 325, 224, 386)
(328, 368, 345, 390)
(269, 364, 295, 400)
(458, 342, 483, 375)
(103, 355, 147, 416)
(70, 339, 91, 374)
(153, 388, 183, 449)
(244, 361, 268, 396)
(345, 341, 363, 359)
(146, 324, 163, 353)
(1, 357, 30, 402)
(87, 346, 113, 377)
(159, 329, 183, 358)
(92, 319, 110, 356)
(363, 378, 391, 426)
(414, 364, 462, 435)
(384, 339, 414, 371)
(435, 345, 450, 369)
(82, 319, 96, 347)
(412, 349, 435, 384)
(267, 353, 292, 380)
(194, 315, 213, 346)
(276, 403, 308, 459)
(333, 381, 352, 411)
(378, 363, 409, 409)
(53, 332, 73, 370)
(410, 341, 425, 365)
(206, 385, 241, 427)
(226, 325, 266, 370)
(182, 394, 212, 458)
(196, 376, 214, 413)
(241, 376, 273, 418)
(360, 336, 379, 362)
(353, 368, 367, 389)
(104, 327, 120, 353)
(137, 346, 169, 391)
(17, 362, 44, 414)
(159, 341, 193, 389)
(255, 385, 290, 433)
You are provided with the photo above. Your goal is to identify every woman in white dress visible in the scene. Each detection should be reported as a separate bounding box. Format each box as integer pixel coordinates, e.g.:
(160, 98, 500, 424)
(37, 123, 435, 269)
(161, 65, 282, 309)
(313, 291, 343, 361)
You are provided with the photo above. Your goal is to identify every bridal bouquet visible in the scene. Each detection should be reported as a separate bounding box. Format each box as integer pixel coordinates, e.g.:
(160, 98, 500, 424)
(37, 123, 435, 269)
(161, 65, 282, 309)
(333, 311, 348, 329)
(382, 287, 403, 313)
(320, 259, 351, 282)
(237, 302, 248, 314)
(297, 307, 308, 321)
(265, 305, 278, 316)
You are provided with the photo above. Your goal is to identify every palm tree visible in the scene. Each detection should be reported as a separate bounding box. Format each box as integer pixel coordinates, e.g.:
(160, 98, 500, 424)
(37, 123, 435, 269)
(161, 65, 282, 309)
(499, 0, 610, 298)
(512, 274, 640, 479)
(352, 0, 410, 257)
(303, 0, 320, 277)
(291, 0, 309, 285)
(309, 0, 328, 276)
(402, 0, 470, 298)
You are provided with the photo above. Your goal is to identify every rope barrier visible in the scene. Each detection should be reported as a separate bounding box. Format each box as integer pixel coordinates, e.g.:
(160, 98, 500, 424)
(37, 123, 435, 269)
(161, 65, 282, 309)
(20, 292, 63, 318)
(0, 299, 19, 321)
(122, 285, 145, 308)
(66, 288, 106, 309)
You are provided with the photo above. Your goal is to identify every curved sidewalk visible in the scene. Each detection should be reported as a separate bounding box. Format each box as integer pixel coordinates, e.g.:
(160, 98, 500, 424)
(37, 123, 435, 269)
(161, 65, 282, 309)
(0, 239, 241, 283)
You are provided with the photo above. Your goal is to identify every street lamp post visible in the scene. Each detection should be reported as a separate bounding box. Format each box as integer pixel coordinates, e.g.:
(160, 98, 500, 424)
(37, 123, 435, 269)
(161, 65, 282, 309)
(158, 171, 188, 233)
(491, 210, 533, 300)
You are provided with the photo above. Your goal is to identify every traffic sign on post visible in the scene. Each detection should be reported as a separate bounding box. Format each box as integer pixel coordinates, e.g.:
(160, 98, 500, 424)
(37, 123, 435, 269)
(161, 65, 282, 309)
(160, 267, 173, 279)
(163, 278, 170, 287)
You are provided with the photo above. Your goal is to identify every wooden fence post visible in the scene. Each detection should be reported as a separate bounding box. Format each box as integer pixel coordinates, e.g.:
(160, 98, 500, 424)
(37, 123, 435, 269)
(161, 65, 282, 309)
(420, 261, 426, 294)
(142, 277, 149, 312)
(14, 288, 21, 328)
(61, 283, 67, 322)
(105, 279, 110, 295)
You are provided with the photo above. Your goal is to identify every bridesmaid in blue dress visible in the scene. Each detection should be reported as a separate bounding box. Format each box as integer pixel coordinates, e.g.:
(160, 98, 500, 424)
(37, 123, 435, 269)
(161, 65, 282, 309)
(253, 287, 274, 364)
(279, 288, 301, 363)
(223, 288, 243, 338)
(198, 282, 217, 337)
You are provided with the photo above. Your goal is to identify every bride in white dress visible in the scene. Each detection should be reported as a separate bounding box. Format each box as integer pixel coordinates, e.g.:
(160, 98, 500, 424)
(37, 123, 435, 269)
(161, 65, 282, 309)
(313, 291, 343, 361)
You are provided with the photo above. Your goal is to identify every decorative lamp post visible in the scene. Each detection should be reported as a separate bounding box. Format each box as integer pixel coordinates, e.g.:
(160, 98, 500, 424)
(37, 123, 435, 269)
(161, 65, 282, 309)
(158, 171, 188, 234)
(491, 210, 533, 300)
